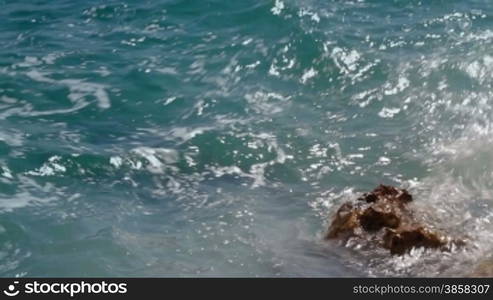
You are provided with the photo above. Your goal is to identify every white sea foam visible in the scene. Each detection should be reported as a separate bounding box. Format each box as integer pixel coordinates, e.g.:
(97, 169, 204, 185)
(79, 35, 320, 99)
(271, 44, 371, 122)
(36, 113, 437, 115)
(271, 0, 285, 15)
(0, 176, 60, 212)
(331, 47, 360, 74)
(300, 67, 318, 84)
(27, 156, 66, 177)
(244, 91, 290, 115)
(26, 70, 111, 110)
(1, 166, 13, 179)
(130, 147, 179, 174)
(109, 156, 123, 168)
(378, 107, 401, 118)
(0, 129, 24, 146)
(383, 76, 410, 96)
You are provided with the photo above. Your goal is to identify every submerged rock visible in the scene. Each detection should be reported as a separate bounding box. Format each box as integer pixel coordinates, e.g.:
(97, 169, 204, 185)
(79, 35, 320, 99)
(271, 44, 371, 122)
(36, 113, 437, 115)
(325, 184, 458, 255)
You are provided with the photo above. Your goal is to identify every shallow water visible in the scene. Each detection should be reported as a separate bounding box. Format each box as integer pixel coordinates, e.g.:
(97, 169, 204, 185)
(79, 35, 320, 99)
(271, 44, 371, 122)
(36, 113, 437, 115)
(0, 0, 493, 277)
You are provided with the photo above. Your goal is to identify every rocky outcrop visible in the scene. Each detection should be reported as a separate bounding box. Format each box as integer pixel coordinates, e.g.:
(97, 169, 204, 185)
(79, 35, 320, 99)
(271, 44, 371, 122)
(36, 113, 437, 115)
(325, 184, 460, 255)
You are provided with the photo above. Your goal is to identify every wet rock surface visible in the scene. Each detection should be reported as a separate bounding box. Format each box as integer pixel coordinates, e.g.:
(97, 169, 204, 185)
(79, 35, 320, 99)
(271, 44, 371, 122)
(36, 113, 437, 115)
(325, 185, 459, 255)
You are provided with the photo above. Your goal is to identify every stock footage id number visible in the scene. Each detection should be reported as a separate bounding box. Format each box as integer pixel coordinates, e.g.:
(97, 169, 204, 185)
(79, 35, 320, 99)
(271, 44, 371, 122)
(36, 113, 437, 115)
(443, 284, 490, 294)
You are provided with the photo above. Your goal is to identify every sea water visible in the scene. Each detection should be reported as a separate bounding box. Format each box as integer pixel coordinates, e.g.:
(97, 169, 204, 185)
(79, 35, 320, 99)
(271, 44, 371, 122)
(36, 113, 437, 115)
(0, 0, 492, 277)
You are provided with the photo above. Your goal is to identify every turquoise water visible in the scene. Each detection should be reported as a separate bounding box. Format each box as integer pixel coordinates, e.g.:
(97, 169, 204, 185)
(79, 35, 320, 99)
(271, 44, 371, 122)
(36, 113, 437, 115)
(1, 0, 493, 277)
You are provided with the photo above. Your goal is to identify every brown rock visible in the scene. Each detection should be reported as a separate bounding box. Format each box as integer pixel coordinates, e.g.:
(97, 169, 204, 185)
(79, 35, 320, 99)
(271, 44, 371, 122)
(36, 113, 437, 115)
(382, 226, 446, 255)
(359, 206, 400, 232)
(326, 184, 455, 255)
(358, 184, 412, 204)
(325, 203, 362, 239)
